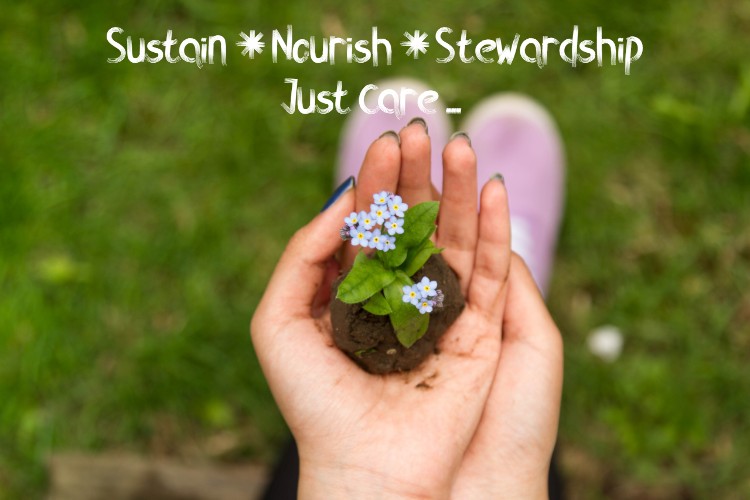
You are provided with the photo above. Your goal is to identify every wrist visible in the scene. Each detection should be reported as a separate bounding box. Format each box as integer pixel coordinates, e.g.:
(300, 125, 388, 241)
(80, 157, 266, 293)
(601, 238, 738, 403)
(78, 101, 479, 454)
(298, 457, 448, 500)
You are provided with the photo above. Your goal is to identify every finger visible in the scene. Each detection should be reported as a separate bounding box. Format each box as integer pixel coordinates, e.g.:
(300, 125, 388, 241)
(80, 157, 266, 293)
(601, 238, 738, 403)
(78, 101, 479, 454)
(503, 253, 561, 345)
(397, 118, 433, 205)
(342, 133, 402, 267)
(451, 255, 563, 498)
(493, 253, 563, 451)
(259, 187, 355, 322)
(467, 176, 511, 320)
(436, 134, 479, 294)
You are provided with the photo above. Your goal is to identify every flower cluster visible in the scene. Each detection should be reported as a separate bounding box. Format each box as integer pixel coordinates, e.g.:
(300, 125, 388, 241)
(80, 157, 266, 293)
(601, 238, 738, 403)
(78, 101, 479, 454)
(402, 276, 444, 315)
(340, 191, 408, 252)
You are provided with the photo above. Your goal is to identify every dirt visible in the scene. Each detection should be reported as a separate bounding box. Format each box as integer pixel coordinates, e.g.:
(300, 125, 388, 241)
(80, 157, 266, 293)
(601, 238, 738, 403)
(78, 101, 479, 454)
(330, 254, 465, 374)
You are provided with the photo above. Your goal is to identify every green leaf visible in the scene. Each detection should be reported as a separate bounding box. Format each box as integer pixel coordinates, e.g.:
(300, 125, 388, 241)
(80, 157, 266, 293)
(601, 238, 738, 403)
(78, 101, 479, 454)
(384, 278, 430, 348)
(401, 238, 443, 277)
(337, 252, 396, 304)
(378, 243, 407, 268)
(363, 291, 392, 315)
(379, 201, 439, 269)
(399, 201, 439, 247)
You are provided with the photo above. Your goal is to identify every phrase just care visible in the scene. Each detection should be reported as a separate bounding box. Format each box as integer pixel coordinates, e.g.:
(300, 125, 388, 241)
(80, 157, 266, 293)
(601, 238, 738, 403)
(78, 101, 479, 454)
(107, 26, 643, 116)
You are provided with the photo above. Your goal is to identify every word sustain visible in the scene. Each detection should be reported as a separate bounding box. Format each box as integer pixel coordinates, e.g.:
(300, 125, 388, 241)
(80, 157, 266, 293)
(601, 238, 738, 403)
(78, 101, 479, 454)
(106, 28, 225, 68)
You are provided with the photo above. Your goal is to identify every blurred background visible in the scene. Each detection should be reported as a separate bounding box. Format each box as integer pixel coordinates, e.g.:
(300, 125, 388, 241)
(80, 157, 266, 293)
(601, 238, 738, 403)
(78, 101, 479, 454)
(1, 1, 749, 498)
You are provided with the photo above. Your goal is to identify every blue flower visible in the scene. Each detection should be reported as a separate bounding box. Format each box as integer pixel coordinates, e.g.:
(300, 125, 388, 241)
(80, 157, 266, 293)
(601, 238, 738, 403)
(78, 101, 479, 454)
(349, 225, 372, 247)
(402, 284, 421, 306)
(385, 217, 405, 236)
(358, 210, 375, 230)
(383, 235, 396, 251)
(370, 203, 391, 225)
(369, 229, 386, 250)
(373, 191, 392, 205)
(387, 195, 408, 218)
(418, 299, 434, 314)
(344, 211, 360, 227)
(417, 276, 438, 297)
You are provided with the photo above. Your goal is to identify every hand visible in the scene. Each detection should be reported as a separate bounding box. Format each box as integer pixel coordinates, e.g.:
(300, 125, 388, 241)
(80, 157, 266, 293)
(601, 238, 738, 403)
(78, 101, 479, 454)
(378, 125, 562, 499)
(382, 126, 561, 499)
(450, 253, 563, 499)
(250, 123, 513, 499)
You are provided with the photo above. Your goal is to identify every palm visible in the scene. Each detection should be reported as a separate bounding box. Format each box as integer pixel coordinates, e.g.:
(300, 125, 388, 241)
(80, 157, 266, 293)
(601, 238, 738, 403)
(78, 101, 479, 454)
(264, 285, 502, 489)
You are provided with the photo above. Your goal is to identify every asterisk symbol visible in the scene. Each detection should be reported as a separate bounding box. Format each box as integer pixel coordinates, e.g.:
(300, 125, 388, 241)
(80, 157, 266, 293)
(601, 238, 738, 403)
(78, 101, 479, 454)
(237, 30, 265, 59)
(401, 30, 429, 59)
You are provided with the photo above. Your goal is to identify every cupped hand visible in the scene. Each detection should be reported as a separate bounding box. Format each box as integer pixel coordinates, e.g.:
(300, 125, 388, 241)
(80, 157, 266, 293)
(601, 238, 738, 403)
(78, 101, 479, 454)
(251, 123, 513, 499)
(379, 125, 563, 499)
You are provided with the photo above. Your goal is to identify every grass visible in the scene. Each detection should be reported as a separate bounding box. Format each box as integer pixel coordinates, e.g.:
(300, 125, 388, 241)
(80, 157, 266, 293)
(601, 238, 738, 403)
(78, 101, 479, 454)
(1, 0, 749, 498)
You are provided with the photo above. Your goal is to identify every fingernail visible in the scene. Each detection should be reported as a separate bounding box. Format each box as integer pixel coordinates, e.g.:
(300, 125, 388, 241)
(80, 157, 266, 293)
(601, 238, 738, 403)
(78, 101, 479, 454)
(407, 117, 429, 134)
(491, 172, 505, 184)
(321, 176, 355, 212)
(379, 130, 401, 146)
(450, 131, 471, 147)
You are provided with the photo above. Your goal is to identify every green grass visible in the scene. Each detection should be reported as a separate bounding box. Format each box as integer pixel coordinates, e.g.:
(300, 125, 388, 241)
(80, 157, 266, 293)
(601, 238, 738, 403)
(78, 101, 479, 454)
(1, 1, 749, 498)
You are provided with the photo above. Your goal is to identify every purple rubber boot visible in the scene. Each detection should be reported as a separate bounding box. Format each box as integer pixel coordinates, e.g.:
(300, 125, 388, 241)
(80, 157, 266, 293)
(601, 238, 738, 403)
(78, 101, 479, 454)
(335, 78, 452, 186)
(461, 93, 565, 295)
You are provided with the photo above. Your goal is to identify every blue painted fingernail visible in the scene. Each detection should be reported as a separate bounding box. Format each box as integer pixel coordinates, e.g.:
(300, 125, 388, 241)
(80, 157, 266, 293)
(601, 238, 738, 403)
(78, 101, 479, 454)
(491, 172, 505, 184)
(321, 176, 355, 212)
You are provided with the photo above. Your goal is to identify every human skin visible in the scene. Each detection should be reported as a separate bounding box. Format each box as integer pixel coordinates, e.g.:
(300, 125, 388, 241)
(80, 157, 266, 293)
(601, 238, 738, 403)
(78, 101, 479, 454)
(251, 123, 562, 499)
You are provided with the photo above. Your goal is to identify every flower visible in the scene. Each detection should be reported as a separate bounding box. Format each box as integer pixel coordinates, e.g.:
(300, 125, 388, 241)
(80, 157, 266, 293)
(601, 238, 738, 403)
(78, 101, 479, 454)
(418, 299, 434, 314)
(369, 229, 386, 250)
(387, 195, 408, 218)
(349, 225, 372, 246)
(373, 191, 392, 205)
(383, 235, 396, 251)
(358, 210, 375, 230)
(402, 284, 421, 305)
(385, 217, 405, 236)
(340, 225, 352, 240)
(344, 211, 360, 227)
(370, 203, 391, 225)
(417, 276, 438, 297)
(434, 289, 445, 308)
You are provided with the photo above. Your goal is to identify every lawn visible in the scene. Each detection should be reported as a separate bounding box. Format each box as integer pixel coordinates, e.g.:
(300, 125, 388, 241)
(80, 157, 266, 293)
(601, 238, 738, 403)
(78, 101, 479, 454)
(1, 1, 749, 498)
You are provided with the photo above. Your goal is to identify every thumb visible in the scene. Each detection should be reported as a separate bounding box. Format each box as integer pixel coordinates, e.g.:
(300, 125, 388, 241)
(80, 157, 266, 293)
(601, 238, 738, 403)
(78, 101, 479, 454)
(255, 179, 355, 325)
